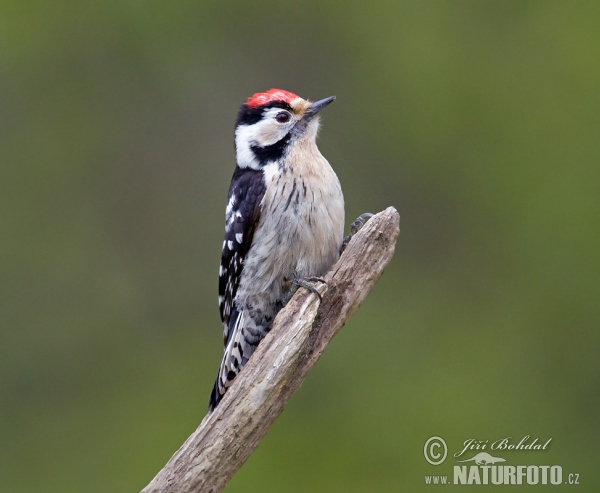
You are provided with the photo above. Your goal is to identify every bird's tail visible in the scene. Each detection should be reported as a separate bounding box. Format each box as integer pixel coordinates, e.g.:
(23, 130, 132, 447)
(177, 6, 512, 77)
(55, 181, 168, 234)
(208, 375, 222, 413)
(207, 310, 268, 413)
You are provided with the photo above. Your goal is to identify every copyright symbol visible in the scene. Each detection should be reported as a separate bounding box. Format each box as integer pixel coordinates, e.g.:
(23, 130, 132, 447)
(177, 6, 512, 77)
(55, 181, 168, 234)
(424, 436, 447, 465)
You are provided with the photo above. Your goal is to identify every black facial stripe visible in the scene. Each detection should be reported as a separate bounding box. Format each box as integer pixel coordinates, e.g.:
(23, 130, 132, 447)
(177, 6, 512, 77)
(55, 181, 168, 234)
(236, 102, 292, 127)
(250, 131, 291, 166)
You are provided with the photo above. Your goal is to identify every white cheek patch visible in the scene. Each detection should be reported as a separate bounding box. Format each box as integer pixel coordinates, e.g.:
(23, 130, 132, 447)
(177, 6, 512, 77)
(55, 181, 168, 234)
(256, 108, 294, 145)
(235, 125, 260, 169)
(235, 109, 296, 168)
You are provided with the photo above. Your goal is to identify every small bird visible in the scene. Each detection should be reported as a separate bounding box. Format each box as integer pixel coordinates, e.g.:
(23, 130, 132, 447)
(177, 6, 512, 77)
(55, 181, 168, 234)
(209, 89, 361, 412)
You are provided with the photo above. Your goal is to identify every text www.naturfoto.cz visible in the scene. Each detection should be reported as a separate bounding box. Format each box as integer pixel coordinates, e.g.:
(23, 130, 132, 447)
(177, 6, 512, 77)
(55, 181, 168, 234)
(424, 476, 449, 485)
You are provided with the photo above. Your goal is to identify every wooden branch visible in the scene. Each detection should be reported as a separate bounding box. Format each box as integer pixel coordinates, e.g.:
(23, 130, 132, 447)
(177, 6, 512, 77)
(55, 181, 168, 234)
(141, 207, 400, 493)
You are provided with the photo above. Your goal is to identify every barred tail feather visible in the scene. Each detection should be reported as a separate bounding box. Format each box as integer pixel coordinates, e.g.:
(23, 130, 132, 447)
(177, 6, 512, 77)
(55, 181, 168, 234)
(208, 377, 222, 413)
(207, 309, 270, 413)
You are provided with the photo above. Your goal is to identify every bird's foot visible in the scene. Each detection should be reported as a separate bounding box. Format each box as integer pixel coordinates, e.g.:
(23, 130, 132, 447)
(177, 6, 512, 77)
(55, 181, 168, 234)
(282, 276, 327, 306)
(340, 212, 374, 253)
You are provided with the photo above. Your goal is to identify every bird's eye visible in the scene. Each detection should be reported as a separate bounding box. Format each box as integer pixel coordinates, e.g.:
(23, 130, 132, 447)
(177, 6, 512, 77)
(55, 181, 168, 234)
(276, 112, 290, 123)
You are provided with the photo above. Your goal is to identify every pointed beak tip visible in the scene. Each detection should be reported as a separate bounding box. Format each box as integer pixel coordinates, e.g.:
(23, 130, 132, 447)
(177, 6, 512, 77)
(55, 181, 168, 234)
(308, 95, 336, 116)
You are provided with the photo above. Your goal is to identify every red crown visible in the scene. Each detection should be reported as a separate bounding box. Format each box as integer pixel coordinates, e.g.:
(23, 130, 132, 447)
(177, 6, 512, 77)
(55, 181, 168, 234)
(246, 89, 299, 109)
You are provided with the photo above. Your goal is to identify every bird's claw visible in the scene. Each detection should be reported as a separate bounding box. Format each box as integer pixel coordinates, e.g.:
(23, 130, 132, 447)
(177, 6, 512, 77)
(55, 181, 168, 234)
(282, 277, 326, 305)
(341, 212, 374, 253)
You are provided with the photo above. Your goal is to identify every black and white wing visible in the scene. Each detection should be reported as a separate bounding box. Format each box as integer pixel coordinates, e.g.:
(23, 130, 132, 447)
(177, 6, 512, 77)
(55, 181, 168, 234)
(210, 166, 265, 411)
(218, 166, 265, 343)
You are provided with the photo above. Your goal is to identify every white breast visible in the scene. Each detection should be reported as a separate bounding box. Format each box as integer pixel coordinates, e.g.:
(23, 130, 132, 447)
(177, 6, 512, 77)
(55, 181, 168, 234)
(237, 140, 344, 309)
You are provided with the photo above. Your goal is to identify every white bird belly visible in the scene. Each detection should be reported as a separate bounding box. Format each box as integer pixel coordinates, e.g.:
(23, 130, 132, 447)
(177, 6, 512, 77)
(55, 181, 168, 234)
(237, 157, 344, 317)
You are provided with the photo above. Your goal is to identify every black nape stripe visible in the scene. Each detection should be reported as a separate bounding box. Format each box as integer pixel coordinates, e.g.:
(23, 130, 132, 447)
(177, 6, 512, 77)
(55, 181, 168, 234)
(250, 132, 291, 166)
(236, 101, 292, 127)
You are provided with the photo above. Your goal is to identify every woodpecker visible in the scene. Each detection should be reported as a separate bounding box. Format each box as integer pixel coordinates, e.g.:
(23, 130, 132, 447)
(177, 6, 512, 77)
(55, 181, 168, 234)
(208, 88, 347, 413)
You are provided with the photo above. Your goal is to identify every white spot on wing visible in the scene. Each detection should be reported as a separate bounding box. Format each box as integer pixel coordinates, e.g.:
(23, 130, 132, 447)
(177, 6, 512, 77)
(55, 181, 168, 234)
(235, 233, 243, 243)
(225, 194, 236, 215)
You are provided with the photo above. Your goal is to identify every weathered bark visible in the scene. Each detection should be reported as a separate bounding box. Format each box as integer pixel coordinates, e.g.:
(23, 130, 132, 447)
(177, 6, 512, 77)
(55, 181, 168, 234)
(141, 206, 400, 493)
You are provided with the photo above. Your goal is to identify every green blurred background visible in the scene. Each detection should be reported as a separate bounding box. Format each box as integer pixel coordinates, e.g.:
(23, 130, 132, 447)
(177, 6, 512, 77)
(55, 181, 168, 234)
(2, 0, 599, 491)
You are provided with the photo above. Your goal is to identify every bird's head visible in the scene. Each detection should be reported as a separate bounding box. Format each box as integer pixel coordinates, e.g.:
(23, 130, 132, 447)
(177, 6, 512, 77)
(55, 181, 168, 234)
(234, 89, 335, 169)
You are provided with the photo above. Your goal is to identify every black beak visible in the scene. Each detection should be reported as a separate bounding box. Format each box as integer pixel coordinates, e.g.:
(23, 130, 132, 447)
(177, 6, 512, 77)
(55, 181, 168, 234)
(306, 96, 336, 116)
